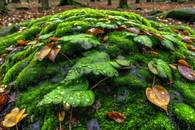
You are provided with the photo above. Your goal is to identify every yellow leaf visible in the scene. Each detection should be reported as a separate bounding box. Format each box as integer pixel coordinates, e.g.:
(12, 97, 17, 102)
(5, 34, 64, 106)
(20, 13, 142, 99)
(146, 85, 170, 112)
(2, 107, 27, 128)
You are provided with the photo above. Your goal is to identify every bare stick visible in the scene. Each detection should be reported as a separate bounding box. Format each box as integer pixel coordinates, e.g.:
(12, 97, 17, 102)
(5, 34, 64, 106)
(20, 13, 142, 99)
(91, 77, 109, 90)
(69, 107, 73, 130)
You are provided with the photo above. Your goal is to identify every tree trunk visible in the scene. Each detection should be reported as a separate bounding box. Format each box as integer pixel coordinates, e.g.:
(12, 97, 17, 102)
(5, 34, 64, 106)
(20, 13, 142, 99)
(40, 0, 49, 10)
(119, 0, 128, 8)
(59, 0, 73, 5)
(135, 0, 140, 3)
(107, 0, 112, 5)
(12, 0, 21, 3)
(0, 0, 7, 14)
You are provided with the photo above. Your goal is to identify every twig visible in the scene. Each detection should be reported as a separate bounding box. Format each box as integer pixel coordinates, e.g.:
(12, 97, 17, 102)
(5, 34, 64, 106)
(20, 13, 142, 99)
(69, 107, 73, 130)
(152, 76, 156, 87)
(16, 125, 19, 130)
(91, 77, 109, 90)
(60, 52, 73, 64)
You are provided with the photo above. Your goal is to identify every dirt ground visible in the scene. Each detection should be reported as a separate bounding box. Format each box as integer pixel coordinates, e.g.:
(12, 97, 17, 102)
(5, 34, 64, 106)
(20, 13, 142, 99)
(0, 0, 195, 26)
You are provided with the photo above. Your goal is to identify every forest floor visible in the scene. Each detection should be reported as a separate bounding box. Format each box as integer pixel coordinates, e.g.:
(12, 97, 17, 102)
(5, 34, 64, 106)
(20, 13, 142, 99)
(0, 0, 195, 26)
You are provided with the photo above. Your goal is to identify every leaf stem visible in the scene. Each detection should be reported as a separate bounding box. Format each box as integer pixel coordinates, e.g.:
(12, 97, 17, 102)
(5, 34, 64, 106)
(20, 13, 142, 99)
(69, 107, 73, 130)
(60, 52, 73, 64)
(91, 77, 109, 90)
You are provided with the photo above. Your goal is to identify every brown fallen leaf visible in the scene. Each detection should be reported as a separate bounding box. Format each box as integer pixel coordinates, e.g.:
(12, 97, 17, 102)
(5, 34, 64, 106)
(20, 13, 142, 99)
(36, 43, 54, 61)
(0, 92, 9, 111)
(106, 112, 126, 123)
(48, 47, 61, 63)
(146, 85, 170, 112)
(49, 37, 60, 41)
(17, 40, 28, 46)
(177, 59, 190, 67)
(178, 65, 195, 81)
(87, 28, 104, 36)
(2, 107, 28, 128)
(187, 45, 195, 52)
(126, 27, 140, 34)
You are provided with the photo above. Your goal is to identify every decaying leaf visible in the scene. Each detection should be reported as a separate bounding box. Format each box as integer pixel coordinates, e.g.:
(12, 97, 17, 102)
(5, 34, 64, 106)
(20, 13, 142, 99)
(48, 47, 61, 63)
(177, 59, 190, 67)
(17, 40, 28, 46)
(106, 112, 126, 123)
(146, 85, 170, 112)
(58, 111, 65, 122)
(49, 37, 60, 41)
(0, 92, 9, 110)
(36, 43, 54, 61)
(2, 107, 28, 128)
(178, 65, 195, 81)
(87, 28, 104, 36)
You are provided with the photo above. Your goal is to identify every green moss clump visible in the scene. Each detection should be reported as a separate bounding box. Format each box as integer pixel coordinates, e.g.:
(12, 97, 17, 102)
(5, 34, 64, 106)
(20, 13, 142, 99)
(172, 103, 195, 129)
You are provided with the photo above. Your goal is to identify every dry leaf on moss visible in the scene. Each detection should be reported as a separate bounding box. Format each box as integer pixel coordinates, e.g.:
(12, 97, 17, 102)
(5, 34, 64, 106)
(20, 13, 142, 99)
(177, 59, 190, 67)
(48, 48, 61, 63)
(58, 111, 65, 122)
(17, 40, 28, 46)
(0, 92, 9, 110)
(178, 65, 195, 81)
(106, 112, 126, 123)
(87, 28, 104, 36)
(146, 85, 170, 112)
(2, 107, 27, 128)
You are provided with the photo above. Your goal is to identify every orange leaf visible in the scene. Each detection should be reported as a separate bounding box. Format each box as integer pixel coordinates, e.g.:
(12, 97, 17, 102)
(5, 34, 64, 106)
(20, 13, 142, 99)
(177, 59, 190, 67)
(87, 28, 104, 36)
(48, 47, 61, 63)
(17, 40, 28, 46)
(106, 112, 126, 123)
(36, 43, 54, 61)
(146, 85, 170, 112)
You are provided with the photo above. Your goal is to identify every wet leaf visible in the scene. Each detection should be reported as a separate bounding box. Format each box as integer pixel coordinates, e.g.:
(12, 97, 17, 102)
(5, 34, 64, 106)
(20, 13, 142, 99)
(87, 28, 104, 36)
(17, 40, 28, 46)
(0, 92, 9, 110)
(36, 43, 54, 61)
(106, 112, 126, 123)
(178, 65, 195, 81)
(146, 85, 170, 112)
(58, 111, 65, 122)
(2, 107, 28, 128)
(48, 47, 61, 63)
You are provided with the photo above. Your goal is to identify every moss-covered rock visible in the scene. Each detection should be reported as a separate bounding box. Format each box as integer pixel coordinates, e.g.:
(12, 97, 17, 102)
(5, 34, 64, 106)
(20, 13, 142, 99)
(0, 8, 195, 130)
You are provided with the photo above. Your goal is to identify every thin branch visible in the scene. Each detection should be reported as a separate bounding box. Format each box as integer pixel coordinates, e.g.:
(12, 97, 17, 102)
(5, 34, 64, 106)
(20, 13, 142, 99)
(60, 52, 73, 64)
(69, 107, 73, 130)
(152, 76, 156, 87)
(91, 77, 109, 90)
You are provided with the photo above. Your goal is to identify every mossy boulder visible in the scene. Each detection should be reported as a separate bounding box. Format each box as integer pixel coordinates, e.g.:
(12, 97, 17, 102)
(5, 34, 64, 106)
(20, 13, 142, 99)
(0, 8, 195, 130)
(165, 8, 195, 22)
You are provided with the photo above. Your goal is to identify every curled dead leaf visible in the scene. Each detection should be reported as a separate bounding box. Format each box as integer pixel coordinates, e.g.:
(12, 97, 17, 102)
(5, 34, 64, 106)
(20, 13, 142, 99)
(58, 111, 65, 122)
(146, 85, 170, 112)
(36, 43, 54, 61)
(87, 28, 104, 36)
(178, 65, 195, 81)
(2, 107, 27, 128)
(48, 47, 61, 63)
(106, 112, 126, 123)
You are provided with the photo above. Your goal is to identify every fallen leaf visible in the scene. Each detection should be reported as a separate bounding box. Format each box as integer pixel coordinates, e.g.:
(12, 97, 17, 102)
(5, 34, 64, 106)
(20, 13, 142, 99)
(146, 85, 170, 112)
(127, 27, 140, 34)
(58, 111, 65, 122)
(183, 36, 192, 43)
(87, 28, 104, 36)
(187, 44, 195, 52)
(49, 37, 60, 41)
(17, 40, 28, 46)
(178, 65, 195, 81)
(36, 43, 54, 61)
(106, 112, 126, 123)
(0, 92, 9, 110)
(2, 107, 27, 128)
(177, 59, 190, 67)
(169, 64, 177, 70)
(117, 25, 127, 31)
(48, 48, 61, 63)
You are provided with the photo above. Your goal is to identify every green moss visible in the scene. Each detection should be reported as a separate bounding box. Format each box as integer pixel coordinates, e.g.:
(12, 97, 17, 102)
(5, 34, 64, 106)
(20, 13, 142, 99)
(172, 103, 195, 128)
(175, 81, 195, 108)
